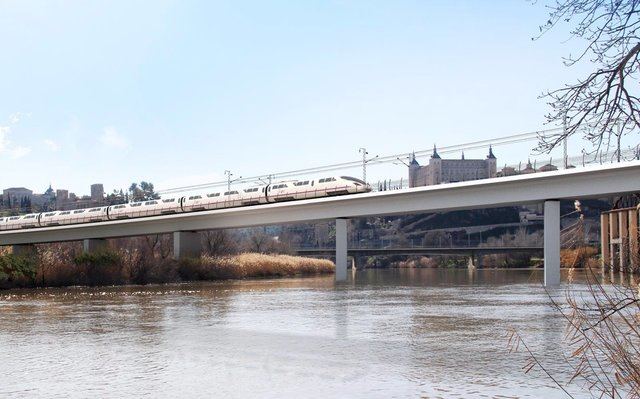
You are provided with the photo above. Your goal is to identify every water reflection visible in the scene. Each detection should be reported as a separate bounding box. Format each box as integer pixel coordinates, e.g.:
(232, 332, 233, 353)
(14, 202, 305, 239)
(0, 269, 600, 398)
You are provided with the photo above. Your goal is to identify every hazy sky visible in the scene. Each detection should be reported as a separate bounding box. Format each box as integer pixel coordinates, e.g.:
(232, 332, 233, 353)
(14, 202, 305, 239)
(0, 1, 595, 194)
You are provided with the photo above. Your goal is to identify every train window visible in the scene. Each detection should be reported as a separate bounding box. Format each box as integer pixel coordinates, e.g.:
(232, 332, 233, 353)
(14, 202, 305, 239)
(114, 205, 126, 209)
(130, 203, 142, 207)
(318, 179, 325, 183)
(59, 211, 71, 215)
(207, 193, 220, 198)
(294, 181, 309, 186)
(9, 217, 20, 220)
(45, 213, 56, 216)
(23, 215, 35, 219)
(224, 191, 238, 195)
(244, 188, 258, 193)
(73, 210, 84, 214)
(88, 208, 101, 212)
(144, 201, 158, 205)
(162, 198, 175, 203)
(188, 195, 202, 200)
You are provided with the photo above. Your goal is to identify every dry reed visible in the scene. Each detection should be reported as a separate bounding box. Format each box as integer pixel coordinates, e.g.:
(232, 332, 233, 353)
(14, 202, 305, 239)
(179, 253, 334, 280)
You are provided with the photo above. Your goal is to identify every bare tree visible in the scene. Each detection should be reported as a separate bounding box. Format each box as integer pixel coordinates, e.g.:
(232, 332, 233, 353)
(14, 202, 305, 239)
(536, 0, 640, 157)
(202, 230, 237, 255)
(246, 229, 273, 253)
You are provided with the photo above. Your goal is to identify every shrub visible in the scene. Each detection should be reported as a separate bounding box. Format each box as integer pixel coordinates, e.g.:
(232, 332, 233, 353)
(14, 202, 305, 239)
(560, 246, 599, 268)
(0, 254, 38, 288)
(73, 250, 124, 286)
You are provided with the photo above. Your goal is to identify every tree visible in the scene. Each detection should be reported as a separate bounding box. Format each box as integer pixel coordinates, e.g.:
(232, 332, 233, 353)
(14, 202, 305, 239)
(202, 230, 238, 255)
(128, 181, 159, 202)
(536, 0, 640, 159)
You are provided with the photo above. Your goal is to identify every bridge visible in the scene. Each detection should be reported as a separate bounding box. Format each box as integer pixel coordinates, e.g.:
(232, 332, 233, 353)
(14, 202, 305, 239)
(295, 246, 544, 268)
(1, 161, 639, 286)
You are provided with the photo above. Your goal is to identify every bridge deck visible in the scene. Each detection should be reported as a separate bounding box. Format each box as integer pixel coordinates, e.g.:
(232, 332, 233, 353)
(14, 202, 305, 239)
(0, 161, 638, 246)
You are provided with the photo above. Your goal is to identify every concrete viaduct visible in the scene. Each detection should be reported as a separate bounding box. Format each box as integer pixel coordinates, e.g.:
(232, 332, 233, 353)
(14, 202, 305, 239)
(1, 161, 639, 286)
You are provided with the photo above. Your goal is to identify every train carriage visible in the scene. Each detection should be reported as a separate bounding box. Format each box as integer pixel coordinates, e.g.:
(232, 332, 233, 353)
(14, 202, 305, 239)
(0, 175, 370, 231)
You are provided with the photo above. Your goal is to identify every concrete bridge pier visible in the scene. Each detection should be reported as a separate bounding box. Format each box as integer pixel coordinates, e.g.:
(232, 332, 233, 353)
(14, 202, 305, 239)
(335, 218, 348, 282)
(12, 244, 36, 257)
(83, 239, 108, 254)
(544, 200, 561, 287)
(467, 252, 483, 269)
(173, 231, 202, 259)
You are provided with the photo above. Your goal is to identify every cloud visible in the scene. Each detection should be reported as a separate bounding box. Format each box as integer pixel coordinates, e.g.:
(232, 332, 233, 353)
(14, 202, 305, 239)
(9, 112, 31, 124)
(0, 126, 9, 151)
(43, 139, 60, 151)
(0, 124, 31, 159)
(9, 146, 31, 159)
(99, 126, 130, 149)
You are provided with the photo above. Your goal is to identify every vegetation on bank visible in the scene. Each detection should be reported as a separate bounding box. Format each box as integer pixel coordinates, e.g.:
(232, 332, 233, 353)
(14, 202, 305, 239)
(0, 245, 334, 290)
(385, 246, 600, 270)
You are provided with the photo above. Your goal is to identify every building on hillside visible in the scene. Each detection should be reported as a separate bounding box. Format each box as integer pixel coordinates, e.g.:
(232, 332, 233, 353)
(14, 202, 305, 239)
(408, 146, 497, 187)
(91, 183, 104, 202)
(496, 159, 560, 177)
(55, 189, 69, 209)
(31, 185, 56, 210)
(2, 187, 33, 207)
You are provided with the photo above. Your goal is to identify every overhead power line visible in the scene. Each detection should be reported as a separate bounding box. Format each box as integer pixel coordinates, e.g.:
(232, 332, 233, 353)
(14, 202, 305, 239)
(157, 127, 559, 195)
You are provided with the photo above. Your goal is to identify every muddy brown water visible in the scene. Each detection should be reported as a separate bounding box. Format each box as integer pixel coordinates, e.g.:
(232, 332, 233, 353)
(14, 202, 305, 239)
(0, 268, 614, 398)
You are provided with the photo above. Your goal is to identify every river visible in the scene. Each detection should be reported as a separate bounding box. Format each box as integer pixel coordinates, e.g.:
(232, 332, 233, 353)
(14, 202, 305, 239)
(0, 269, 608, 398)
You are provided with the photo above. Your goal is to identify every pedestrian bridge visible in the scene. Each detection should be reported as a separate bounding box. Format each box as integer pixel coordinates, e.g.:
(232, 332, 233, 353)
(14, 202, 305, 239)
(1, 161, 639, 286)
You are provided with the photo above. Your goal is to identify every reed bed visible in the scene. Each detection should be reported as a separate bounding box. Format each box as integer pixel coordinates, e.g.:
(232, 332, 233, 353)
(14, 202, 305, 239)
(0, 246, 334, 289)
(179, 253, 335, 280)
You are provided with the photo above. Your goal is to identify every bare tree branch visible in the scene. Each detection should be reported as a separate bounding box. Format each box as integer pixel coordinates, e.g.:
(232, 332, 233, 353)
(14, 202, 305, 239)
(535, 0, 640, 155)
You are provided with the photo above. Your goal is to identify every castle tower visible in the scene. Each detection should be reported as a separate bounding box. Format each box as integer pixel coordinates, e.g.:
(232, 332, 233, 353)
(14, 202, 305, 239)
(486, 145, 497, 178)
(428, 144, 442, 185)
(408, 151, 421, 188)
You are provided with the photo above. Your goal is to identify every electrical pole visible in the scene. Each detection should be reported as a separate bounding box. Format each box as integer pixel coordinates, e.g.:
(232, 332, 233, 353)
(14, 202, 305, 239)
(224, 170, 232, 192)
(563, 116, 568, 169)
(224, 170, 242, 192)
(359, 148, 378, 184)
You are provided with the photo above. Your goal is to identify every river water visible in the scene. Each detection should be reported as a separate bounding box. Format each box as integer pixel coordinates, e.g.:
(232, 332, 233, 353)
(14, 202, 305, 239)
(0, 269, 608, 398)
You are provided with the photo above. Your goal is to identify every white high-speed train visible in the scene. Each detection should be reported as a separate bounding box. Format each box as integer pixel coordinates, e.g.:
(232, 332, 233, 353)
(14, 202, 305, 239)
(0, 176, 370, 231)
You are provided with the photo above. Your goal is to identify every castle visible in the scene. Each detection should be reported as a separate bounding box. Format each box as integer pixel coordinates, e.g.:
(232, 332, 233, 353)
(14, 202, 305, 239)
(408, 146, 497, 187)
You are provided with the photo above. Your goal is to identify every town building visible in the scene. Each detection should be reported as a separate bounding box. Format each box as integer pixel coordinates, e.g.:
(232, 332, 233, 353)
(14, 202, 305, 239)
(91, 184, 104, 202)
(2, 187, 33, 210)
(408, 146, 497, 187)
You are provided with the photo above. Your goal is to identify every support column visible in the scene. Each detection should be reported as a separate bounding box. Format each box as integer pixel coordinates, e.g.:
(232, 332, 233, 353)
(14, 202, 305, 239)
(83, 239, 108, 254)
(173, 231, 202, 259)
(619, 210, 629, 272)
(601, 213, 610, 270)
(630, 209, 639, 272)
(335, 218, 348, 282)
(610, 212, 619, 270)
(12, 244, 35, 257)
(544, 200, 561, 287)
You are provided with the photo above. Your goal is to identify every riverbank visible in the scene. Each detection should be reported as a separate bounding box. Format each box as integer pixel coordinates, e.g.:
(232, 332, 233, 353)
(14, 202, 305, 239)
(0, 249, 334, 289)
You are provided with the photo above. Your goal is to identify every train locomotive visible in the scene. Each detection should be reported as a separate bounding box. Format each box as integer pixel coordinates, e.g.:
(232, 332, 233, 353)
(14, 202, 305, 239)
(0, 176, 370, 231)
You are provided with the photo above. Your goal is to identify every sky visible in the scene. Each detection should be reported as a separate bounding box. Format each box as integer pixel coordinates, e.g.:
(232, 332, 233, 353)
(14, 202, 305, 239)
(0, 0, 600, 195)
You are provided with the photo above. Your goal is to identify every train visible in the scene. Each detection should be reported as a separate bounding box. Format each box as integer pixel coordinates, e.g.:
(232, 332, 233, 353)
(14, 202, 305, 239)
(0, 176, 370, 231)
